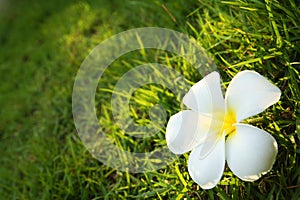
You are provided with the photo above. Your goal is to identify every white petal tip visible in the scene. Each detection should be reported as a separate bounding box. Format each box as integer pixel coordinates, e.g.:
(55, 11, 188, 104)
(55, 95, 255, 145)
(182, 71, 224, 113)
(225, 70, 282, 121)
(226, 124, 278, 182)
(188, 138, 225, 190)
(166, 111, 209, 154)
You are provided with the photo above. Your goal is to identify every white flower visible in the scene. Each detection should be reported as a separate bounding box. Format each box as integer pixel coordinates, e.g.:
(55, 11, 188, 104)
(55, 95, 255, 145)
(166, 70, 281, 189)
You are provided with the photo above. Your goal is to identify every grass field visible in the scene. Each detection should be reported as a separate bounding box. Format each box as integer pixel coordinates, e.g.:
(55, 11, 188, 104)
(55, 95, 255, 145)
(0, 0, 299, 199)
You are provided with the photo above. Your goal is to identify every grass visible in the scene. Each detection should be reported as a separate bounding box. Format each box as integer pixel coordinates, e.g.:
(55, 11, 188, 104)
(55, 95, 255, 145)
(0, 0, 299, 199)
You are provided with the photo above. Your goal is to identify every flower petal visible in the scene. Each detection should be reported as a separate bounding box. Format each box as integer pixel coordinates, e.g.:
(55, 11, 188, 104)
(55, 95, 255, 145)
(183, 71, 225, 114)
(199, 130, 224, 159)
(166, 110, 213, 154)
(188, 136, 225, 189)
(226, 124, 278, 181)
(225, 70, 281, 122)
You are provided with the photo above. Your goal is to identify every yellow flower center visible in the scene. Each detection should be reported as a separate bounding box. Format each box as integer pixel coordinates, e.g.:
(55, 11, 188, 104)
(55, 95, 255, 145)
(221, 111, 236, 137)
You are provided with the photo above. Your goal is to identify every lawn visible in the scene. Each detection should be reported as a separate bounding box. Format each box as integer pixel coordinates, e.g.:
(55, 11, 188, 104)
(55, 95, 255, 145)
(0, 0, 299, 199)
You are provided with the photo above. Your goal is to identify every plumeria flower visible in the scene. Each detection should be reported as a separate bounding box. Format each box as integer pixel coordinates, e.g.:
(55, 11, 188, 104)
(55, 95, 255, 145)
(166, 70, 281, 189)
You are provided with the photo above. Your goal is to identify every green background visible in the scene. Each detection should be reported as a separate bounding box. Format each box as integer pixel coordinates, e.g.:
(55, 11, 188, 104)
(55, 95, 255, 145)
(0, 0, 299, 199)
